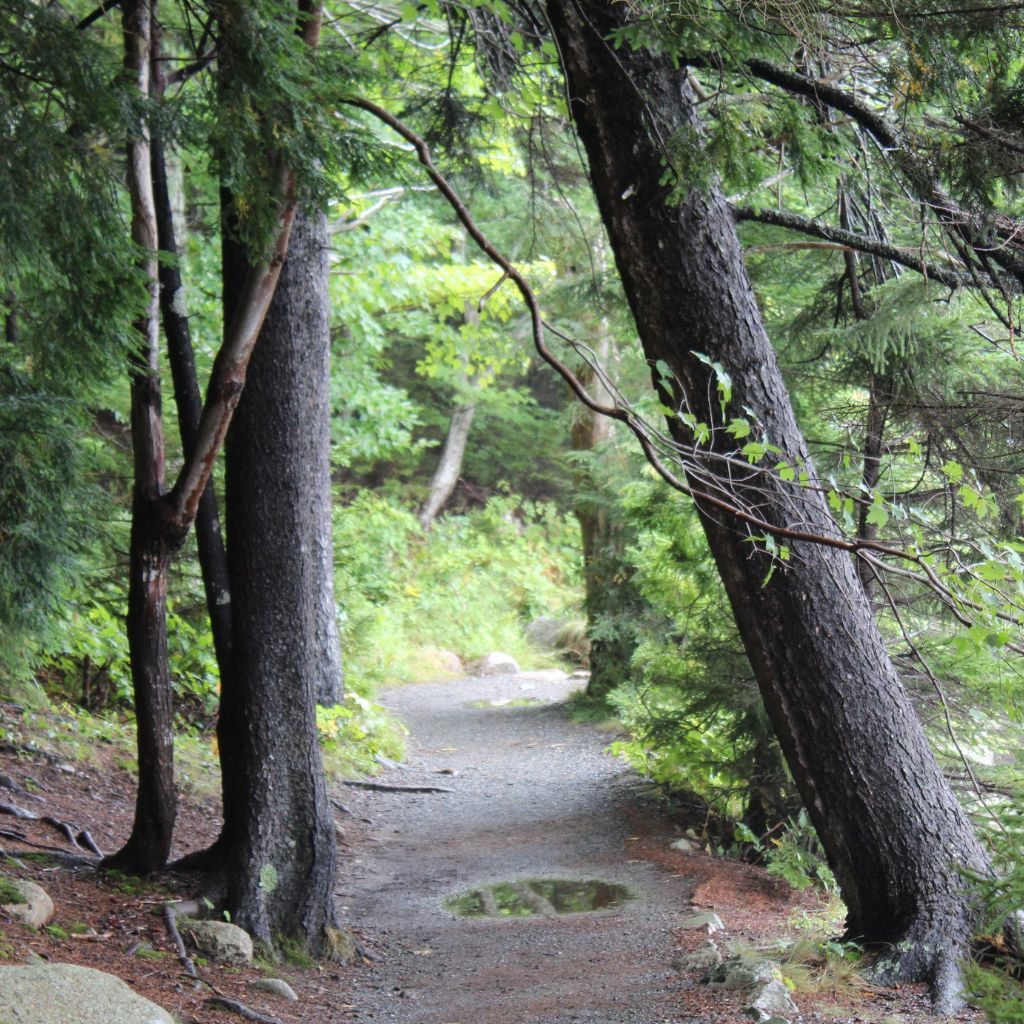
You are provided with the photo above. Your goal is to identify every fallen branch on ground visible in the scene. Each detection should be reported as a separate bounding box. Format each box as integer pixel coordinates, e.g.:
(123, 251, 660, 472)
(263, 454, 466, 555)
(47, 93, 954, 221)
(342, 780, 454, 794)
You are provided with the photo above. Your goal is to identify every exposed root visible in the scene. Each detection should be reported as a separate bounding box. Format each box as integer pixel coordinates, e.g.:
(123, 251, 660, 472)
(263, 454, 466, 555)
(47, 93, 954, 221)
(869, 928, 970, 1013)
(203, 996, 284, 1024)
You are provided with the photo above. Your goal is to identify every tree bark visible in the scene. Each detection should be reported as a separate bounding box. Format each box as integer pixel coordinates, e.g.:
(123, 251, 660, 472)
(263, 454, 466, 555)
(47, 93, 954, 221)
(547, 0, 989, 1005)
(109, 0, 301, 873)
(215, 202, 339, 950)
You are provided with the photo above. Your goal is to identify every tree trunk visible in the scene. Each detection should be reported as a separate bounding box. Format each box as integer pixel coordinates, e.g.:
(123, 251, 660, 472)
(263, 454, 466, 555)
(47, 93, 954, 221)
(419, 302, 482, 530)
(105, 0, 180, 875)
(216, 204, 339, 950)
(547, 0, 988, 1005)
(419, 402, 477, 528)
(569, 326, 639, 701)
(151, 64, 235, 694)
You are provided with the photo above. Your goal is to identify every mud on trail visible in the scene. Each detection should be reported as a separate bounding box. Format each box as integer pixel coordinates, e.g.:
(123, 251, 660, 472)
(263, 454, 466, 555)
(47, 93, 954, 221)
(338, 671, 696, 1024)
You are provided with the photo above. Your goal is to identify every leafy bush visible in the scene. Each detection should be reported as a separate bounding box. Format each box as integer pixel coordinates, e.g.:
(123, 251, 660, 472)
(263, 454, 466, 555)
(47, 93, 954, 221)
(334, 492, 581, 687)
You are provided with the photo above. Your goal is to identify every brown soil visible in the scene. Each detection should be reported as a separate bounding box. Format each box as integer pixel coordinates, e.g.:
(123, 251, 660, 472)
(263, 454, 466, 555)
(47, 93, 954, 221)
(0, 681, 984, 1024)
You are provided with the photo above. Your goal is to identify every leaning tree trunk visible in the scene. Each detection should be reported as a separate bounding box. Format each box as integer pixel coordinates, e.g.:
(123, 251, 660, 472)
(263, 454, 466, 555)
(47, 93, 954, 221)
(216, 204, 339, 951)
(548, 0, 989, 1006)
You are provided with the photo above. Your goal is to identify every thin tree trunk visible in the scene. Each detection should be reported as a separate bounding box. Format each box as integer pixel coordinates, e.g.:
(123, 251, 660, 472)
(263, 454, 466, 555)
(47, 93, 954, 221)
(419, 402, 477, 528)
(419, 302, 481, 529)
(107, 0, 179, 875)
(151, 50, 234, 690)
(569, 326, 638, 701)
(548, 1, 988, 1005)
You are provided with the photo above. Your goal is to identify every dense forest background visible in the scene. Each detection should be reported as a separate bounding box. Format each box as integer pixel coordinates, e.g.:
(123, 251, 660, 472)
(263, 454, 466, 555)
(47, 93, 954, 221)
(5, 0, 1024, 1011)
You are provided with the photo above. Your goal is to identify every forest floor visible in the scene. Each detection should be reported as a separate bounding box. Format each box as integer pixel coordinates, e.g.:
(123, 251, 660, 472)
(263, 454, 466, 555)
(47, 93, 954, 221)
(0, 671, 984, 1024)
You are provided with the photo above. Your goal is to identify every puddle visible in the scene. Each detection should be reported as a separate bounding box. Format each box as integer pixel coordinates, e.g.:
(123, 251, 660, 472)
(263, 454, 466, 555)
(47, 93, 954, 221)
(446, 879, 634, 918)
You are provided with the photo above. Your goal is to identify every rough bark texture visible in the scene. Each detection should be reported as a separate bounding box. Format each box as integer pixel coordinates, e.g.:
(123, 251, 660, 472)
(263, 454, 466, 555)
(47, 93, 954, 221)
(217, 206, 339, 949)
(548, 0, 988, 1005)
(107, 0, 179, 876)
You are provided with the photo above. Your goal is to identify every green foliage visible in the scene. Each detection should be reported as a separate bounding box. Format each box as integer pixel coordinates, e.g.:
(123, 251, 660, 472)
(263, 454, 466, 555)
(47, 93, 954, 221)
(316, 692, 407, 778)
(334, 493, 581, 687)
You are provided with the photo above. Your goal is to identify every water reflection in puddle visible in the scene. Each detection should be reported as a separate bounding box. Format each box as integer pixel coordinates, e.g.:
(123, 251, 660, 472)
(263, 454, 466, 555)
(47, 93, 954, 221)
(446, 879, 634, 918)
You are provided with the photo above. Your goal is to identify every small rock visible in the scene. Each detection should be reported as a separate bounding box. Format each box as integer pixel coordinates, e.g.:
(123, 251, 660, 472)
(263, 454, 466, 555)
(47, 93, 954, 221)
(744, 978, 799, 1020)
(670, 838, 696, 852)
(2, 880, 55, 928)
(706, 956, 779, 990)
(680, 911, 724, 932)
(467, 652, 520, 676)
(179, 918, 253, 965)
(249, 978, 299, 1002)
(675, 941, 723, 973)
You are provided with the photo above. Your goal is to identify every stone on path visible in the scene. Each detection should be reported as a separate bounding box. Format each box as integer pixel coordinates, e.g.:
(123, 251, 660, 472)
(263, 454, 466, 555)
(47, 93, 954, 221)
(468, 652, 519, 676)
(0, 962, 173, 1023)
(1, 881, 54, 928)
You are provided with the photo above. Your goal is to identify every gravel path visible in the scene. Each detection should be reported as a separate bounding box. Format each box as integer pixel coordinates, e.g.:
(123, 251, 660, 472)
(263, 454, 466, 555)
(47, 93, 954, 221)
(338, 671, 695, 1024)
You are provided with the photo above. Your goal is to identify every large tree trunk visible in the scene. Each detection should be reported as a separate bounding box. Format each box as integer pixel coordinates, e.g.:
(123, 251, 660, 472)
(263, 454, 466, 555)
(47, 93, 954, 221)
(216, 204, 339, 950)
(547, 0, 988, 1005)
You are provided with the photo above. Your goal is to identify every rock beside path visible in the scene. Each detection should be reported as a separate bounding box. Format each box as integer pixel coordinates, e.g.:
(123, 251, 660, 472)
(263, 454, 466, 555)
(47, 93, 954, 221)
(467, 652, 519, 675)
(1, 881, 54, 928)
(0, 962, 173, 1023)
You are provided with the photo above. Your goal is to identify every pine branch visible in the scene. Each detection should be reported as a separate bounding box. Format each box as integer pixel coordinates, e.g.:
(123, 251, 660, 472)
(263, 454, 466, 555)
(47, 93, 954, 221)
(736, 59, 1024, 290)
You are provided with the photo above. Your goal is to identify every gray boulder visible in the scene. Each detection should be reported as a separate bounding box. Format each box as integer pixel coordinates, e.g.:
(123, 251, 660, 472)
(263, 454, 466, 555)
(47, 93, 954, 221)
(1, 881, 54, 928)
(0, 963, 173, 1023)
(179, 918, 254, 965)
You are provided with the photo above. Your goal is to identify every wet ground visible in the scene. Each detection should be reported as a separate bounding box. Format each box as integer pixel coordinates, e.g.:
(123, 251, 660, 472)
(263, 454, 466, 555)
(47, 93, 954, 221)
(338, 671, 696, 1024)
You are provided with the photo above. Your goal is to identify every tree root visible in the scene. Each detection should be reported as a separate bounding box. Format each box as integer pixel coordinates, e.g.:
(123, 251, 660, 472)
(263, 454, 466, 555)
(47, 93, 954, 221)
(203, 996, 283, 1024)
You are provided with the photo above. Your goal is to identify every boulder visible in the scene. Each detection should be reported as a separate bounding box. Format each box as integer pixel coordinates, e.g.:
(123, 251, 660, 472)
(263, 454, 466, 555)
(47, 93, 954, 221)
(179, 918, 254, 965)
(467, 652, 519, 676)
(706, 956, 779, 990)
(0, 963, 173, 1023)
(1, 881, 54, 928)
(249, 977, 299, 1001)
(412, 647, 463, 677)
(744, 978, 798, 1020)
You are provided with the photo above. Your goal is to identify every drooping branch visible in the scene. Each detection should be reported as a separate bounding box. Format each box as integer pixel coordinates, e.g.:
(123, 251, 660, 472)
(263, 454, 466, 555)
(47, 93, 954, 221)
(341, 95, 1024, 643)
(731, 205, 1009, 291)
(735, 58, 1024, 290)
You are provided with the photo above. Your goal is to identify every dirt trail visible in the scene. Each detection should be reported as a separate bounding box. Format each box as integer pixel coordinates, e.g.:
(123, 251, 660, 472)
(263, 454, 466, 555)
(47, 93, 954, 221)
(338, 671, 695, 1024)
